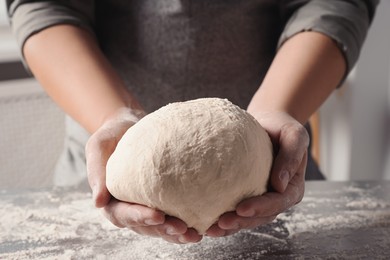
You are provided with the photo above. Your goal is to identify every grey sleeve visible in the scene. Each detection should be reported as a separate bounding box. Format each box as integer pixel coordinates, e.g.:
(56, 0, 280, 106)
(279, 0, 379, 73)
(7, 0, 95, 57)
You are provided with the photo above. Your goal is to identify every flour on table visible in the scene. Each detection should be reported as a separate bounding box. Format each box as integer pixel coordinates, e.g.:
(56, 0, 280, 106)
(1, 182, 390, 259)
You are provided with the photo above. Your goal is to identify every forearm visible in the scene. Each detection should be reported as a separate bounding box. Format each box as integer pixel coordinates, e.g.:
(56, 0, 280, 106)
(248, 31, 346, 124)
(24, 24, 142, 133)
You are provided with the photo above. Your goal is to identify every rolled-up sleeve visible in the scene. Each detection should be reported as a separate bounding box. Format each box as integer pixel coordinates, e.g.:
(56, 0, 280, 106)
(7, 0, 95, 57)
(279, 0, 379, 73)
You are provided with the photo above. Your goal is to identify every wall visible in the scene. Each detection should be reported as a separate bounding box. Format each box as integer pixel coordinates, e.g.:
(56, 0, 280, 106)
(0, 2, 389, 188)
(0, 79, 65, 189)
(319, 1, 390, 180)
(0, 3, 65, 189)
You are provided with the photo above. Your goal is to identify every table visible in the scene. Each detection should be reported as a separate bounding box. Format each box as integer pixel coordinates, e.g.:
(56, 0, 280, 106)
(1, 181, 390, 259)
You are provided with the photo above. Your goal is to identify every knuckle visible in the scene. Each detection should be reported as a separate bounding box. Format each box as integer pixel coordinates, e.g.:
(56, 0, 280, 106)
(129, 226, 143, 235)
(86, 131, 116, 154)
(124, 217, 142, 227)
(130, 226, 159, 238)
(295, 190, 305, 205)
(269, 214, 277, 221)
(163, 235, 181, 244)
(155, 226, 168, 237)
(102, 208, 125, 228)
(85, 136, 97, 154)
(292, 183, 305, 205)
(282, 123, 309, 147)
(288, 158, 301, 169)
(265, 215, 277, 224)
(102, 204, 143, 229)
(224, 229, 240, 236)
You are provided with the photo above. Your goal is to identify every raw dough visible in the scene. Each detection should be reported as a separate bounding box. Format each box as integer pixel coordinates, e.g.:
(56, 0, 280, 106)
(106, 98, 273, 234)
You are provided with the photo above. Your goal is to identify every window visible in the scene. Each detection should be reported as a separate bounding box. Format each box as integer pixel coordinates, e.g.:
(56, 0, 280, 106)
(0, 1, 30, 80)
(0, 1, 9, 27)
(0, 1, 20, 62)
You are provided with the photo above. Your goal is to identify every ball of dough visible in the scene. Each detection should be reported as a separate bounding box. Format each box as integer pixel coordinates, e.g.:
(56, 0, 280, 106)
(106, 98, 273, 234)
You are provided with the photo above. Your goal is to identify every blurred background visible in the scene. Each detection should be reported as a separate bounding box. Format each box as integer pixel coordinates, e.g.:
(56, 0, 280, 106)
(0, 2, 389, 189)
(0, 2, 65, 189)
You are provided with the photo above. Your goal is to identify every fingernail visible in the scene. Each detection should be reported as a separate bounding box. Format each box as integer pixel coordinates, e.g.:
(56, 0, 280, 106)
(92, 185, 98, 201)
(144, 219, 161, 225)
(239, 208, 255, 217)
(166, 227, 178, 235)
(279, 170, 290, 190)
(178, 236, 187, 243)
(227, 222, 240, 230)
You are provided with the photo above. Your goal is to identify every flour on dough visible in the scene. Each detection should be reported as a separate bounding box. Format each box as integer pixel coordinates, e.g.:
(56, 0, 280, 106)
(106, 98, 273, 234)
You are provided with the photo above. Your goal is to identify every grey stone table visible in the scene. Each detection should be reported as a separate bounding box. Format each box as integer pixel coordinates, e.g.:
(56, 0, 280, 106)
(1, 181, 390, 259)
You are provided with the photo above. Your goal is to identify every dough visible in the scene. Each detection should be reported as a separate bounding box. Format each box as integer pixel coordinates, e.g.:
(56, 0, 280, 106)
(106, 98, 273, 234)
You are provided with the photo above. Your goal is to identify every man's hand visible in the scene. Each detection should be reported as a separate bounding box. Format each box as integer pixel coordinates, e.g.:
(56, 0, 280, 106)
(206, 111, 308, 237)
(85, 108, 202, 244)
(206, 30, 346, 237)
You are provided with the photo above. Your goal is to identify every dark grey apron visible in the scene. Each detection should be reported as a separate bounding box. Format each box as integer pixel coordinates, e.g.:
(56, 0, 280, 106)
(55, 0, 323, 187)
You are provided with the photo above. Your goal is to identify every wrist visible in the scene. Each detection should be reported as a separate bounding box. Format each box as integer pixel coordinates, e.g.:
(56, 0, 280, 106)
(98, 106, 147, 132)
(248, 32, 346, 125)
(247, 95, 294, 125)
(246, 108, 307, 145)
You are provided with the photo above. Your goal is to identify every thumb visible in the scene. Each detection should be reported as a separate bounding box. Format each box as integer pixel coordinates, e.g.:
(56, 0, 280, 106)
(85, 132, 116, 208)
(270, 124, 309, 193)
(85, 107, 145, 207)
(271, 151, 308, 193)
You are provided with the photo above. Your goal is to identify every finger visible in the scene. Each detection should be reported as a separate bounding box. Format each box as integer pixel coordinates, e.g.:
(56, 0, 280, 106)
(217, 211, 276, 230)
(85, 132, 117, 208)
(223, 228, 241, 236)
(102, 199, 165, 228)
(86, 116, 136, 207)
(131, 216, 187, 236)
(132, 223, 202, 244)
(206, 224, 226, 237)
(157, 216, 188, 236)
(271, 123, 309, 193)
(236, 161, 306, 219)
(85, 112, 138, 208)
(176, 228, 203, 244)
(160, 228, 203, 244)
(220, 214, 277, 231)
(206, 224, 241, 237)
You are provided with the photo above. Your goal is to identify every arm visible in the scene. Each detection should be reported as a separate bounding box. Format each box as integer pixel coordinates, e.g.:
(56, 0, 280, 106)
(9, 1, 201, 244)
(248, 31, 345, 192)
(25, 24, 201, 244)
(24, 24, 139, 133)
(207, 0, 378, 236)
(248, 31, 345, 125)
(207, 32, 345, 236)
(248, 0, 378, 192)
(7, 0, 122, 132)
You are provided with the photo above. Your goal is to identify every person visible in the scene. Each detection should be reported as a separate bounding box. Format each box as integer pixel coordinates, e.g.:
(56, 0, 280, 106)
(7, 0, 378, 244)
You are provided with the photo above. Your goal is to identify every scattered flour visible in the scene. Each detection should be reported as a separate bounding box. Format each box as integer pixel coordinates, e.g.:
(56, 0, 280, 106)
(1, 182, 390, 259)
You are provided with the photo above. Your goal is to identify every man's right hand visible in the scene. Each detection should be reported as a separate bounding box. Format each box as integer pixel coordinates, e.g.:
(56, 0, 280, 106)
(85, 108, 202, 244)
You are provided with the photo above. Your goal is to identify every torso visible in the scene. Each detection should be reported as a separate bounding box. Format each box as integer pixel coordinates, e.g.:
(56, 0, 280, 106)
(95, 0, 284, 111)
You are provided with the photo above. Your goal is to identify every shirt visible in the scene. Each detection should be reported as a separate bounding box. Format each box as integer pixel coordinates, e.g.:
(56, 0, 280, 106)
(6, 0, 379, 186)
